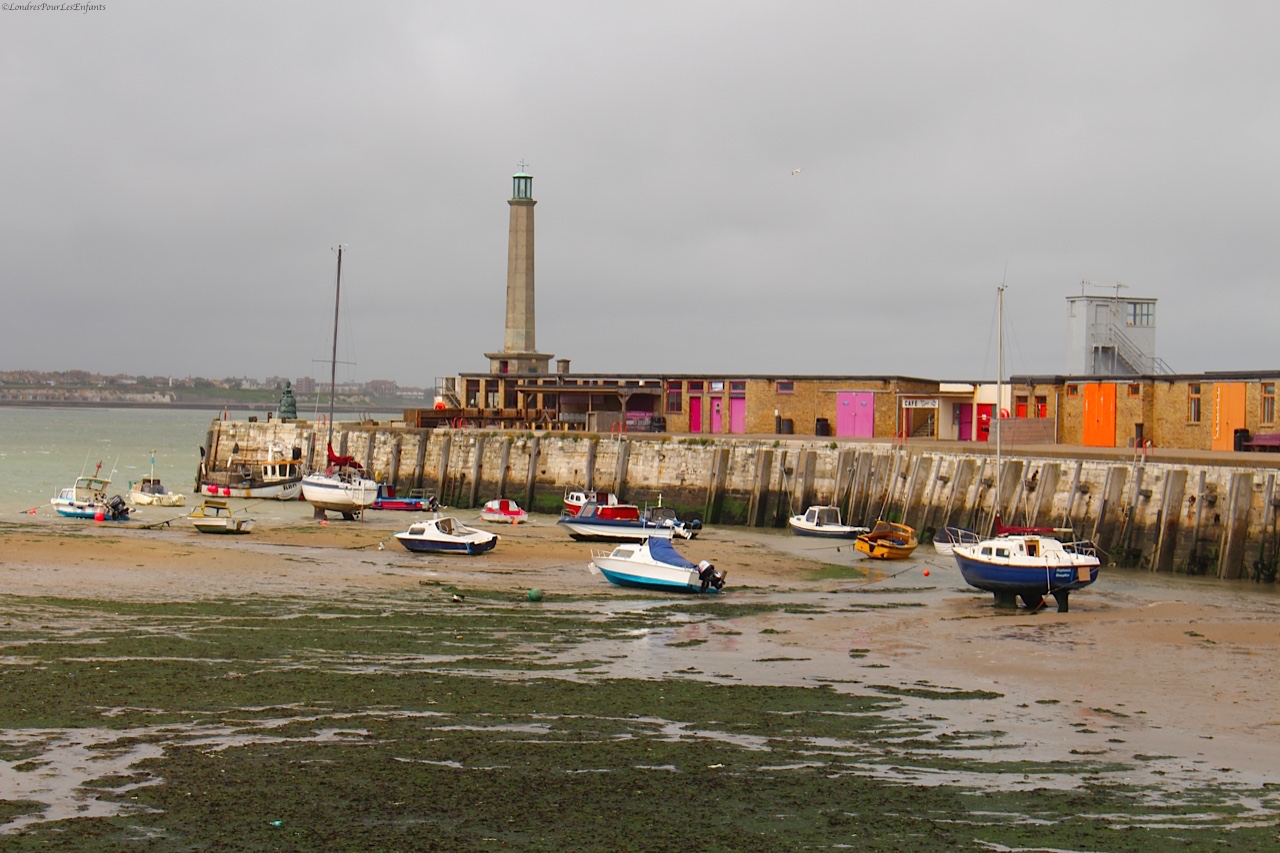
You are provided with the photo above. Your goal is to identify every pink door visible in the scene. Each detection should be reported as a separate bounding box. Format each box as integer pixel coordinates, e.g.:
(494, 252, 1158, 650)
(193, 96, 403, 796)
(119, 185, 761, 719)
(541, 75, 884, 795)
(710, 397, 723, 433)
(956, 404, 974, 441)
(689, 397, 702, 433)
(729, 397, 746, 434)
(835, 392, 874, 437)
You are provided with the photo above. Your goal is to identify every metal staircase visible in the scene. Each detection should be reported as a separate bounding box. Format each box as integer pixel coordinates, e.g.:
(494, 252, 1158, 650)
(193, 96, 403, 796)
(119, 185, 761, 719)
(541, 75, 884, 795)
(1101, 322, 1174, 375)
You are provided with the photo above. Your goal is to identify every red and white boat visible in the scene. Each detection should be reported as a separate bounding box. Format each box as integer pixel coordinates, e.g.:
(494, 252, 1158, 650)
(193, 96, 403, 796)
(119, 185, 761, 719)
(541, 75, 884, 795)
(563, 489, 619, 516)
(480, 498, 528, 524)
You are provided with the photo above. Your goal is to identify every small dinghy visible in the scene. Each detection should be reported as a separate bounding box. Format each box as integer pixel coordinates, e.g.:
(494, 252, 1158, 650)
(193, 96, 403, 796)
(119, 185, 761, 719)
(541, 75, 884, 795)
(479, 498, 528, 524)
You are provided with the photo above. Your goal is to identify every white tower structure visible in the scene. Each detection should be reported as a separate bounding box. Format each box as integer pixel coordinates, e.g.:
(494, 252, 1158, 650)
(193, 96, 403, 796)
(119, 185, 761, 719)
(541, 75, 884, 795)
(1066, 282, 1170, 375)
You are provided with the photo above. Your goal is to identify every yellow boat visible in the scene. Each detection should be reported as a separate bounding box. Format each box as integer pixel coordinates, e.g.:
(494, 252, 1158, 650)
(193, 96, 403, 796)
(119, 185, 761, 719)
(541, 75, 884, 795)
(853, 520, 918, 560)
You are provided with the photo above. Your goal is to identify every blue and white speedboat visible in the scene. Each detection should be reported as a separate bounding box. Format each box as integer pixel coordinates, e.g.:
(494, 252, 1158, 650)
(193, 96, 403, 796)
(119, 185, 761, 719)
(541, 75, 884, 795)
(51, 470, 131, 521)
(394, 516, 498, 556)
(952, 534, 1101, 611)
(588, 536, 725, 594)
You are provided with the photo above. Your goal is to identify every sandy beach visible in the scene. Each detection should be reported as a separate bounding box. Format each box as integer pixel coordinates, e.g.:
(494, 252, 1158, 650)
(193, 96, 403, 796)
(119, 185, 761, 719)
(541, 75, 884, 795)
(6, 504, 1280, 793)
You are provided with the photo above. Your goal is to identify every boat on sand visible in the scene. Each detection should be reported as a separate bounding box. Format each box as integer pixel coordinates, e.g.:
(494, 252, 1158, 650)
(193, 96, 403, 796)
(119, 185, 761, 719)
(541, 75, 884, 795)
(853, 520, 918, 560)
(588, 536, 725, 594)
(51, 461, 130, 521)
(953, 534, 1101, 612)
(480, 498, 528, 524)
(188, 499, 254, 534)
(300, 245, 379, 520)
(788, 505, 868, 539)
(394, 516, 498, 555)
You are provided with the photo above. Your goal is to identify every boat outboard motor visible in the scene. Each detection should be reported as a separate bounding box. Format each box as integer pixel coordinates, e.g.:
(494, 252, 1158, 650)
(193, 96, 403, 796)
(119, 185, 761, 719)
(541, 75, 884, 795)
(106, 495, 129, 520)
(697, 560, 725, 592)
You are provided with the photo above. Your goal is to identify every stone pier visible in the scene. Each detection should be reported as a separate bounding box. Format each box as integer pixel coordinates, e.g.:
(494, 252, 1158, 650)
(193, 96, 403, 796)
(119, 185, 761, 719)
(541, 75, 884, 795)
(200, 418, 1280, 581)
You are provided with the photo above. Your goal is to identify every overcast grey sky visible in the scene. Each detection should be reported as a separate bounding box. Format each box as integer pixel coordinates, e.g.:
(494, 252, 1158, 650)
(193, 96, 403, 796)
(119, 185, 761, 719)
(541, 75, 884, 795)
(3, 1, 1277, 387)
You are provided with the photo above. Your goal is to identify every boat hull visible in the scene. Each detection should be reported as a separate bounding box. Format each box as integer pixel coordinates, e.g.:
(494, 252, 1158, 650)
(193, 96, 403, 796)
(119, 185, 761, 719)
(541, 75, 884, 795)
(393, 516, 498, 555)
(587, 537, 724, 594)
(52, 500, 129, 520)
(200, 480, 302, 501)
(954, 554, 1100, 596)
(192, 520, 254, 535)
(480, 510, 528, 523)
(371, 498, 425, 511)
(787, 519, 866, 539)
(301, 474, 379, 515)
(558, 518, 693, 542)
(854, 520, 918, 560)
(953, 535, 1102, 610)
(591, 561, 720, 593)
(395, 534, 498, 555)
(480, 499, 528, 524)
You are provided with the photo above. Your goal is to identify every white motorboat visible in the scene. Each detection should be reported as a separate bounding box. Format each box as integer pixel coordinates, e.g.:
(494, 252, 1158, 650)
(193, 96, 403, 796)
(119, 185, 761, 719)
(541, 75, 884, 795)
(130, 478, 187, 507)
(51, 460, 130, 520)
(787, 505, 868, 539)
(394, 516, 498, 555)
(188, 499, 254, 534)
(588, 536, 725, 593)
(558, 500, 700, 542)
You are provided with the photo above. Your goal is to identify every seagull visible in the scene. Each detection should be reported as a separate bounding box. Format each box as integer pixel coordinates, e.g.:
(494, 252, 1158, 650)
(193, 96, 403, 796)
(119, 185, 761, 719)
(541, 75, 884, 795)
(790, 168, 802, 175)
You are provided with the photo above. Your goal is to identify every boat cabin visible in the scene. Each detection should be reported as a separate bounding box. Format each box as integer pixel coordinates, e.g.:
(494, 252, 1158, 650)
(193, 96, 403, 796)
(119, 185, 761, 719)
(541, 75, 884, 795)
(805, 506, 842, 527)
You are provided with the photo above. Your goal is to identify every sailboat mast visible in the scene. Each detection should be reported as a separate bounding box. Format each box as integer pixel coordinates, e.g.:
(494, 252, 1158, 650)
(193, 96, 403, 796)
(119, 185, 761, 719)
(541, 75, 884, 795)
(994, 284, 1005, 528)
(326, 246, 343, 448)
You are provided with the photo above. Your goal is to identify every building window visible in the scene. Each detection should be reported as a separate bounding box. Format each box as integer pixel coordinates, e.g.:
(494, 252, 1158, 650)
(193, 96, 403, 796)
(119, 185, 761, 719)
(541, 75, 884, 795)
(1264, 383, 1276, 425)
(1127, 302, 1154, 327)
(729, 381, 746, 396)
(666, 381, 683, 414)
(710, 381, 724, 393)
(688, 380, 704, 393)
(1187, 384, 1201, 424)
(1067, 385, 1079, 397)
(1129, 384, 1141, 397)
(776, 380, 794, 394)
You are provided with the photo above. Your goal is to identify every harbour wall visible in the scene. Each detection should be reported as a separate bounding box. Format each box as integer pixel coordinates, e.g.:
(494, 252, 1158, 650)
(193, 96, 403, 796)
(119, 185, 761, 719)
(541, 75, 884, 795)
(203, 418, 1280, 581)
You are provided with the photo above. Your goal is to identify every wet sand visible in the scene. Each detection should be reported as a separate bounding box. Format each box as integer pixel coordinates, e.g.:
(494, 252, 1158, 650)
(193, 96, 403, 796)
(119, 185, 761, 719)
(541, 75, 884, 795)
(4, 504, 1280, 791)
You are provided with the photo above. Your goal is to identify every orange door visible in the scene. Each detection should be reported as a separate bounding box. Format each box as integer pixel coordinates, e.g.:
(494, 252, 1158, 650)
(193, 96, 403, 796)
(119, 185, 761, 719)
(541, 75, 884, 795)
(1082, 383, 1116, 447)
(1210, 382, 1247, 451)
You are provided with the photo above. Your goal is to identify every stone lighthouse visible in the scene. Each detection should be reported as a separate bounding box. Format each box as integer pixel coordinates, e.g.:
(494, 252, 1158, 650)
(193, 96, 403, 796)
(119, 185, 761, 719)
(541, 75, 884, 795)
(486, 167, 553, 375)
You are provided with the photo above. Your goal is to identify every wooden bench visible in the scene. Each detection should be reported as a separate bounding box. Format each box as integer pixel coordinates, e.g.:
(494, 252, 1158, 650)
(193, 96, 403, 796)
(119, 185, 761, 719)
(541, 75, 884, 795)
(1243, 433, 1280, 452)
